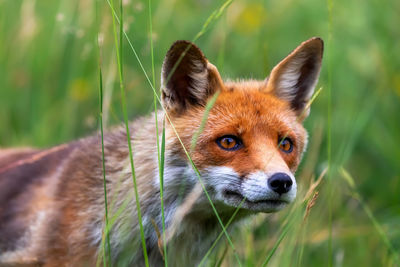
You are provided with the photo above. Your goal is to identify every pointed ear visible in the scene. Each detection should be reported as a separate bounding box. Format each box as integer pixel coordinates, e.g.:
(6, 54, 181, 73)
(266, 37, 323, 118)
(161, 40, 224, 114)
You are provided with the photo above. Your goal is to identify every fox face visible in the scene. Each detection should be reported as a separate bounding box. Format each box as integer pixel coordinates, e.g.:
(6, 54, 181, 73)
(161, 38, 323, 213)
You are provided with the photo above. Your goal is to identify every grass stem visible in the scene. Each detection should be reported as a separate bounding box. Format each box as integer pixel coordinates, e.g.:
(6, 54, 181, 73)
(108, 0, 149, 265)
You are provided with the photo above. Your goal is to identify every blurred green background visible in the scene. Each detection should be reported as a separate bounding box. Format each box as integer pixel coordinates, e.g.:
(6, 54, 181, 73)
(1, 0, 399, 266)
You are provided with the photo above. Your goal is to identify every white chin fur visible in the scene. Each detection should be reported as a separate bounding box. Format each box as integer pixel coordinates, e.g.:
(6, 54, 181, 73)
(202, 167, 297, 213)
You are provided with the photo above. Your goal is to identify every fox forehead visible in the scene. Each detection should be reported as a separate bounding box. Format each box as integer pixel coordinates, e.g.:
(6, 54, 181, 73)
(210, 82, 300, 134)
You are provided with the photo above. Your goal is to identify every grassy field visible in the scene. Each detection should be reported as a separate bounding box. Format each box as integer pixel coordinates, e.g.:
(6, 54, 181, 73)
(1, 0, 399, 266)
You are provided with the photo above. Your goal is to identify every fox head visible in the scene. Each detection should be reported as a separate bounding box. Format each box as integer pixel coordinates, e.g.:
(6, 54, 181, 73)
(160, 38, 323, 213)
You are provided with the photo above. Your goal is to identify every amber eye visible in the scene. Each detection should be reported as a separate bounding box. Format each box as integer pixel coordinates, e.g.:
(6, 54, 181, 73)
(216, 135, 242, 151)
(278, 137, 293, 153)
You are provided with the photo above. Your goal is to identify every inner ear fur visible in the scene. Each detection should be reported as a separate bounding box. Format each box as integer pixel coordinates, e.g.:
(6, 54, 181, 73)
(161, 40, 224, 114)
(266, 37, 324, 117)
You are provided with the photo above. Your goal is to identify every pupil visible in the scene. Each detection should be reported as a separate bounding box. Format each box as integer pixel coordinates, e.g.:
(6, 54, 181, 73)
(279, 139, 290, 151)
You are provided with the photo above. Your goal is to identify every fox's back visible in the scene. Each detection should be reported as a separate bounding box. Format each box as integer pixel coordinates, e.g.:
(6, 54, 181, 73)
(0, 145, 76, 261)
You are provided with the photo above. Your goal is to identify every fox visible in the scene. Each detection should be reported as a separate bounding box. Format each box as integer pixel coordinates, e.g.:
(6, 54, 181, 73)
(0, 37, 323, 266)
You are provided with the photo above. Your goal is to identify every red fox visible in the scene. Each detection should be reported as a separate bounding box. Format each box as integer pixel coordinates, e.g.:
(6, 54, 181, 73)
(0, 37, 323, 266)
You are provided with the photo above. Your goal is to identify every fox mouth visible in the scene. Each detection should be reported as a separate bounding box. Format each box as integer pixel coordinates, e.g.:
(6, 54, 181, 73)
(222, 189, 289, 212)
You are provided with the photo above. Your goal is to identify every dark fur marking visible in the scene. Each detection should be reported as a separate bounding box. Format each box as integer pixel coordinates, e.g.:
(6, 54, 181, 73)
(0, 144, 77, 252)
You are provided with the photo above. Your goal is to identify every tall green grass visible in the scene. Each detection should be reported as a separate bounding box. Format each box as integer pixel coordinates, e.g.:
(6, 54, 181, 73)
(147, 0, 169, 262)
(96, 0, 112, 264)
(110, 0, 151, 265)
(326, 0, 334, 265)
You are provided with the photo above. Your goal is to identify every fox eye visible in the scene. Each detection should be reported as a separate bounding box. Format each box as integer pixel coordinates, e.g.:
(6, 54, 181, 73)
(216, 135, 242, 151)
(278, 137, 293, 153)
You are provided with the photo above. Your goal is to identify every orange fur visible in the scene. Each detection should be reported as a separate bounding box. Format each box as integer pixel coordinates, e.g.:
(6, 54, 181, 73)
(173, 86, 306, 174)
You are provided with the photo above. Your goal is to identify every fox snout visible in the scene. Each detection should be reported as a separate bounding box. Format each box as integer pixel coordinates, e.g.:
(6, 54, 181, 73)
(202, 167, 297, 213)
(241, 171, 297, 211)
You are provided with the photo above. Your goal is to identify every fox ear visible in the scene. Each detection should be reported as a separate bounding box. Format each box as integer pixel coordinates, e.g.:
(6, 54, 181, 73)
(266, 37, 323, 118)
(161, 40, 223, 114)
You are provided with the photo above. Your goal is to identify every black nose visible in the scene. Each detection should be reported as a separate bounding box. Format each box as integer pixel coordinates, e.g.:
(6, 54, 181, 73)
(268, 173, 293, 194)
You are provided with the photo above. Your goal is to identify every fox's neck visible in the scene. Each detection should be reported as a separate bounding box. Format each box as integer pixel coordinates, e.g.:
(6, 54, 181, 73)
(102, 115, 221, 264)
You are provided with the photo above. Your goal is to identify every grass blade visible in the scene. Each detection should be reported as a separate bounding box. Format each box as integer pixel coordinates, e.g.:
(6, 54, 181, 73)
(107, 0, 149, 265)
(340, 168, 400, 265)
(159, 119, 167, 263)
(261, 220, 293, 267)
(198, 197, 246, 267)
(326, 0, 334, 265)
(99, 67, 112, 266)
(190, 91, 220, 151)
(147, 0, 168, 264)
(95, 0, 111, 264)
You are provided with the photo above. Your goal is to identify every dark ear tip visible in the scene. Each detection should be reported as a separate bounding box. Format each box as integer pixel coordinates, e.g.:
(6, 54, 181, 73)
(304, 37, 324, 56)
(309, 36, 324, 44)
(167, 40, 205, 59)
(296, 37, 324, 60)
(169, 40, 194, 50)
